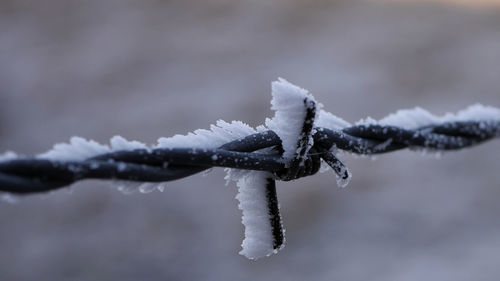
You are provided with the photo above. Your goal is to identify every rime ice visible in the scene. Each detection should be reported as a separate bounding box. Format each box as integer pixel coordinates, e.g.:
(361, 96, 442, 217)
(317, 110, 351, 130)
(37, 137, 111, 161)
(363, 104, 500, 129)
(1, 78, 499, 261)
(236, 171, 283, 259)
(265, 78, 318, 164)
(0, 151, 17, 162)
(157, 120, 257, 149)
(110, 135, 149, 151)
(32, 121, 259, 194)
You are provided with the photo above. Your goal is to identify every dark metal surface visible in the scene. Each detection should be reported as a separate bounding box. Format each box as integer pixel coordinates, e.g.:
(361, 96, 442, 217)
(1, 120, 498, 194)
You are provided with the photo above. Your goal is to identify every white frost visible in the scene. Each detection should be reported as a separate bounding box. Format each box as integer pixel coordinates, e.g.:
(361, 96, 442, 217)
(0, 193, 20, 203)
(317, 110, 351, 130)
(37, 137, 111, 161)
(138, 182, 160, 193)
(453, 104, 500, 122)
(113, 181, 142, 195)
(265, 78, 318, 163)
(31, 121, 258, 194)
(156, 120, 256, 149)
(38, 136, 151, 162)
(112, 181, 165, 194)
(362, 104, 500, 129)
(236, 171, 281, 259)
(0, 151, 18, 162)
(110, 135, 148, 151)
(334, 164, 352, 188)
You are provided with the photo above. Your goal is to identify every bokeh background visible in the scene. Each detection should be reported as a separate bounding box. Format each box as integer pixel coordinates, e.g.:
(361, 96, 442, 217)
(1, 0, 500, 280)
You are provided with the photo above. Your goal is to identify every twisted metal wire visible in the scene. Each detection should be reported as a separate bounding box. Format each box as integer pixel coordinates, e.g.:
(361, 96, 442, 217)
(0, 120, 498, 194)
(2, 83, 498, 259)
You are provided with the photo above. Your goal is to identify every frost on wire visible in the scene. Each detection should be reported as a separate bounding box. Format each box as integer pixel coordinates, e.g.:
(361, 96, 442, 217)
(236, 171, 284, 259)
(265, 78, 317, 164)
(1, 78, 499, 259)
(236, 78, 318, 259)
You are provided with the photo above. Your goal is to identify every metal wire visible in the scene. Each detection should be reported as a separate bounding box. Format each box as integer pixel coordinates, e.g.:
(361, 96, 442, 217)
(2, 85, 498, 260)
(1, 120, 498, 194)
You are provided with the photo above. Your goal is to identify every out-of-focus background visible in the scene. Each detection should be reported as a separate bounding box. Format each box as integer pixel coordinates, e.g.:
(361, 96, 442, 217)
(1, 0, 500, 280)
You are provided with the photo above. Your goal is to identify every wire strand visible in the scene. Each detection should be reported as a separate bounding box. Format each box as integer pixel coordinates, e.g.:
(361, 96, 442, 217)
(0, 120, 498, 194)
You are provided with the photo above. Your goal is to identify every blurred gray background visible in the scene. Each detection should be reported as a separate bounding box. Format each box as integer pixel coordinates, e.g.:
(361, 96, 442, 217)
(1, 0, 500, 280)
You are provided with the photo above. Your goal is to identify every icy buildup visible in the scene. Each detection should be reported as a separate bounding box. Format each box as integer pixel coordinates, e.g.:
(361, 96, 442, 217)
(260, 78, 356, 188)
(37, 136, 151, 162)
(35, 136, 156, 194)
(157, 120, 257, 149)
(16, 118, 258, 195)
(112, 180, 167, 194)
(363, 104, 500, 129)
(138, 182, 160, 193)
(0, 193, 19, 203)
(37, 137, 111, 161)
(110, 135, 148, 151)
(224, 168, 252, 186)
(0, 151, 18, 162)
(0, 152, 20, 202)
(236, 171, 281, 259)
(0, 152, 18, 202)
(112, 181, 139, 195)
(316, 110, 351, 130)
(158, 120, 260, 194)
(376, 107, 441, 129)
(265, 78, 318, 163)
(454, 104, 500, 121)
(334, 163, 352, 188)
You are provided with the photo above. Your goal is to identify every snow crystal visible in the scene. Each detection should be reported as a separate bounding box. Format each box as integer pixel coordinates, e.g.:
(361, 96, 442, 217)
(156, 120, 257, 149)
(265, 78, 318, 163)
(334, 164, 352, 188)
(37, 135, 151, 162)
(316, 110, 351, 130)
(0, 193, 20, 204)
(29, 117, 260, 194)
(0, 151, 18, 162)
(111, 170, 167, 195)
(138, 183, 159, 193)
(236, 171, 282, 259)
(201, 168, 213, 177)
(156, 183, 167, 192)
(224, 168, 252, 186)
(110, 135, 148, 151)
(453, 104, 500, 122)
(369, 104, 500, 129)
(376, 107, 439, 129)
(112, 180, 143, 195)
(157, 119, 260, 194)
(37, 137, 111, 161)
(319, 160, 332, 173)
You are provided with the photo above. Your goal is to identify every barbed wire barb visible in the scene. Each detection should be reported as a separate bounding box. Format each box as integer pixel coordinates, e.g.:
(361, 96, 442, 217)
(0, 79, 499, 259)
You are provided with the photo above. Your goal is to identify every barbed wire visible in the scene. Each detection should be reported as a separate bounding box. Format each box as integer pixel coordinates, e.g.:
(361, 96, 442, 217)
(1, 79, 499, 259)
(0, 120, 498, 194)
